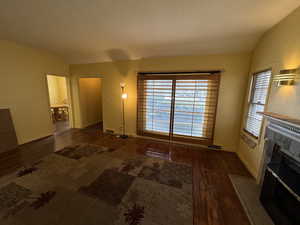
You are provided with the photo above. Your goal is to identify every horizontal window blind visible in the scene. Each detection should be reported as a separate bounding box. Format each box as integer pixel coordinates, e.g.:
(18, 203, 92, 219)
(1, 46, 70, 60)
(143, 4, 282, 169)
(137, 72, 220, 144)
(245, 70, 272, 137)
(143, 80, 172, 134)
(173, 79, 219, 139)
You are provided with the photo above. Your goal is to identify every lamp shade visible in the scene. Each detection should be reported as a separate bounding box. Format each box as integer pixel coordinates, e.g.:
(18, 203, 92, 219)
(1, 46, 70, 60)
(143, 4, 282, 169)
(273, 68, 299, 86)
(121, 93, 128, 99)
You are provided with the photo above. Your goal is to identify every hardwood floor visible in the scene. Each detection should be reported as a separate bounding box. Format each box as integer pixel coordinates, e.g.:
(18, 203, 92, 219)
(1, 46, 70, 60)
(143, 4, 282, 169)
(2, 124, 252, 225)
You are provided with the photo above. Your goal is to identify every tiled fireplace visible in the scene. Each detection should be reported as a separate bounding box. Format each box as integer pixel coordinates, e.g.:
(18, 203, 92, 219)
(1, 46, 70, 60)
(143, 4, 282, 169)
(259, 112, 300, 225)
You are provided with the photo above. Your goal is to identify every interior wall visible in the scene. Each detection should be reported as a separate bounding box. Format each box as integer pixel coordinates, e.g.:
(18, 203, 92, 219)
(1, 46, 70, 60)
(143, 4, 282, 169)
(70, 52, 251, 152)
(78, 78, 103, 128)
(57, 76, 68, 104)
(0, 40, 69, 144)
(237, 6, 300, 179)
(47, 75, 68, 105)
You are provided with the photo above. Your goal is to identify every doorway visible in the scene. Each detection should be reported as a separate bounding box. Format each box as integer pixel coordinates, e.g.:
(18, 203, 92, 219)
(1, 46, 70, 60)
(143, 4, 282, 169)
(78, 77, 103, 130)
(46, 75, 71, 134)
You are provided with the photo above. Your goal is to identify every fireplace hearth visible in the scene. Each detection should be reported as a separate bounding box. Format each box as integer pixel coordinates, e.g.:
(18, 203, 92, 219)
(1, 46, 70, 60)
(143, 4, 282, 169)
(259, 112, 300, 225)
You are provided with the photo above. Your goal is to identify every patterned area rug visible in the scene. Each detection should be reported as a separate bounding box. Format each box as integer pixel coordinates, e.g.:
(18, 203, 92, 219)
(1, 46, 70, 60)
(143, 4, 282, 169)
(0, 143, 193, 225)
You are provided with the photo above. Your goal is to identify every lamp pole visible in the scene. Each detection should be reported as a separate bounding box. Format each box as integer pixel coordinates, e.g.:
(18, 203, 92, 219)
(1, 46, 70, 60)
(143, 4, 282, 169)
(120, 85, 128, 139)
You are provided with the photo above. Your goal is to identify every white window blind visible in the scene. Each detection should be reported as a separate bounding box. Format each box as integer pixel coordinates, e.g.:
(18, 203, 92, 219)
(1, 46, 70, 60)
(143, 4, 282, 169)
(144, 80, 172, 134)
(173, 79, 218, 138)
(137, 72, 220, 144)
(245, 70, 272, 137)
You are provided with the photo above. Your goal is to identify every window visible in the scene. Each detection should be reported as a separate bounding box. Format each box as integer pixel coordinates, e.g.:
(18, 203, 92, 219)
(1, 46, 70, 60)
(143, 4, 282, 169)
(137, 72, 220, 144)
(245, 70, 272, 138)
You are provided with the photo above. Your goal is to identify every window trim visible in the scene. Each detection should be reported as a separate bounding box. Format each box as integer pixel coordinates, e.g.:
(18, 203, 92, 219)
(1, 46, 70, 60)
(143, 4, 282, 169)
(244, 69, 272, 139)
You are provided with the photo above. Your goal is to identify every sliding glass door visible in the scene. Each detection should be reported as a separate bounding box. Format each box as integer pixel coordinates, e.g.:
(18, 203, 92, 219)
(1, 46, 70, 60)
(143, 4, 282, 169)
(173, 80, 207, 137)
(144, 80, 172, 134)
(137, 72, 220, 145)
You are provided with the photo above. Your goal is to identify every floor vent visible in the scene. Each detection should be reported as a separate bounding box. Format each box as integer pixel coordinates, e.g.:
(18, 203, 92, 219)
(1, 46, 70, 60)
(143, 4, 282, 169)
(105, 129, 115, 134)
(208, 145, 222, 150)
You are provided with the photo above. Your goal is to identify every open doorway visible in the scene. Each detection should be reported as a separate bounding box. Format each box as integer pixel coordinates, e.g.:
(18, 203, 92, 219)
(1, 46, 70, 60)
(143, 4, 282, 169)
(46, 75, 71, 134)
(78, 77, 103, 130)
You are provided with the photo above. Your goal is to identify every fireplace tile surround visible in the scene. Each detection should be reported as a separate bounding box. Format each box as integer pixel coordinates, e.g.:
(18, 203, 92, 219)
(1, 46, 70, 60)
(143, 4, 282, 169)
(260, 112, 300, 181)
(259, 112, 300, 225)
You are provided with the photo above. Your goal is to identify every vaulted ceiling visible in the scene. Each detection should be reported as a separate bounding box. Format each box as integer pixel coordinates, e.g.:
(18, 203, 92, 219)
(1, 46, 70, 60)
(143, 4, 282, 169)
(1, 0, 299, 63)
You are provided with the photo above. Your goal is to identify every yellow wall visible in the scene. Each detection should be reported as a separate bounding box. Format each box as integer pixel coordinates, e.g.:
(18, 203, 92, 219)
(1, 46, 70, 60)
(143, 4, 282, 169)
(238, 7, 300, 178)
(47, 75, 68, 106)
(78, 78, 103, 128)
(70, 53, 251, 152)
(0, 40, 69, 144)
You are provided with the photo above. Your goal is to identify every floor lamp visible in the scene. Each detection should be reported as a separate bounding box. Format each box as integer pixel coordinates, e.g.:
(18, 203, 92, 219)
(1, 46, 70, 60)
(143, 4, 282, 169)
(120, 83, 128, 139)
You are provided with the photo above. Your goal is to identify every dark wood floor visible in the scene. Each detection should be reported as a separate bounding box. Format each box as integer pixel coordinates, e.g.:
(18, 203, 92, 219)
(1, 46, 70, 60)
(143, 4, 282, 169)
(1, 124, 252, 225)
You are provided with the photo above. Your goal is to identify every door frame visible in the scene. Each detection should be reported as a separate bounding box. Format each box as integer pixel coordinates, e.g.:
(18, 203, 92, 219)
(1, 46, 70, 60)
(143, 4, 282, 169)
(72, 74, 103, 129)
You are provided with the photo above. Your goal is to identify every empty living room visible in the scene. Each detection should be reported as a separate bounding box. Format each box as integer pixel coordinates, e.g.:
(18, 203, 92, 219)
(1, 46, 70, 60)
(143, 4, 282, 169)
(1, 1, 300, 225)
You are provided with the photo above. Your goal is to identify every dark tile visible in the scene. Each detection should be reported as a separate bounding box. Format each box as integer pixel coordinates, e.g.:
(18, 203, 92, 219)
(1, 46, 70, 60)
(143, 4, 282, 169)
(79, 169, 135, 206)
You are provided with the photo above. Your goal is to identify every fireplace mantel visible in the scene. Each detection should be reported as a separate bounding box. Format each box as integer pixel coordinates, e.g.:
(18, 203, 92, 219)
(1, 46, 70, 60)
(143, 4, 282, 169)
(259, 112, 300, 128)
(259, 112, 300, 142)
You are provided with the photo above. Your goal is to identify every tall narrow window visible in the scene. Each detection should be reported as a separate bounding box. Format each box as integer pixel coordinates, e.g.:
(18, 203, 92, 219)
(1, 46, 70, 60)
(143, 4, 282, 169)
(137, 72, 220, 145)
(245, 70, 272, 138)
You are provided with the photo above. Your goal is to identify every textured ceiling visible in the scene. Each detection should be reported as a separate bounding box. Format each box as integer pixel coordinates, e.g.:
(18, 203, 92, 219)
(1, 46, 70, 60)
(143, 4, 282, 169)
(1, 0, 299, 63)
